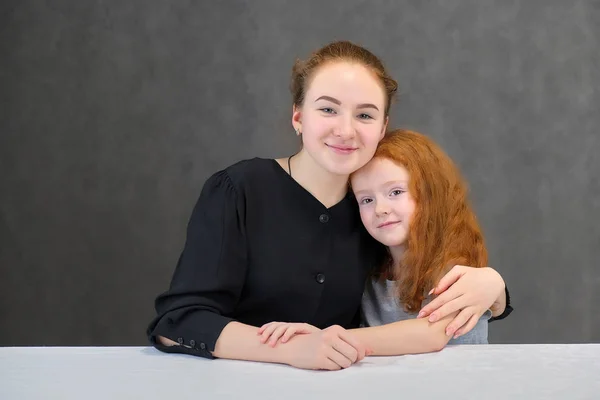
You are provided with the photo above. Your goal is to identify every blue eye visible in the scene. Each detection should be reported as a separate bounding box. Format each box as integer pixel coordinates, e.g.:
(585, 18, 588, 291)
(319, 107, 336, 114)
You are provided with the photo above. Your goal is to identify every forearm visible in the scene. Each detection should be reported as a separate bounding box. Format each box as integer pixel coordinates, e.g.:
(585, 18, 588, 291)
(161, 321, 293, 364)
(350, 313, 457, 356)
(214, 322, 297, 363)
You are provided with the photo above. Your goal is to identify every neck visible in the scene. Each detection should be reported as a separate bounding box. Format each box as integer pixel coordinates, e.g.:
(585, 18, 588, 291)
(289, 149, 349, 208)
(387, 245, 406, 279)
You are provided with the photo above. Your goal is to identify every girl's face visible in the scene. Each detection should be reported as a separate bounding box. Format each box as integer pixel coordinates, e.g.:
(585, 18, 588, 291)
(351, 157, 416, 247)
(293, 61, 388, 176)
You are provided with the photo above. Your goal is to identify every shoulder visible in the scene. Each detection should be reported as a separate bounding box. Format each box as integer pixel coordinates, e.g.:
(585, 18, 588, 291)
(218, 157, 278, 188)
(224, 157, 275, 179)
(191, 158, 278, 218)
(202, 157, 277, 193)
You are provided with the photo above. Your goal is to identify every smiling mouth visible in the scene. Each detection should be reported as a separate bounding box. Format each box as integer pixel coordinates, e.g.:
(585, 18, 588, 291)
(377, 221, 400, 228)
(326, 144, 358, 154)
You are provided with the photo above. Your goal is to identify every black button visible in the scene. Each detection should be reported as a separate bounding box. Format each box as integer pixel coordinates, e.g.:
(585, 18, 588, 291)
(315, 273, 325, 284)
(189, 340, 196, 347)
(177, 337, 184, 345)
(200, 342, 206, 350)
(319, 214, 329, 223)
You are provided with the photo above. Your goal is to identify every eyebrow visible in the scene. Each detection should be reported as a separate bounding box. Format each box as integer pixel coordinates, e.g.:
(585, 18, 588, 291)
(383, 180, 408, 186)
(353, 180, 408, 195)
(315, 95, 380, 112)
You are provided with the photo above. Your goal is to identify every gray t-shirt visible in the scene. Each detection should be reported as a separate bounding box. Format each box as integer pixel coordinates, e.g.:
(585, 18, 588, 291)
(361, 278, 491, 345)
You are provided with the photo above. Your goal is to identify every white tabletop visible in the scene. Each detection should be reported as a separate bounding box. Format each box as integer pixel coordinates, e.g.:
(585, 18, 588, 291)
(1, 344, 599, 399)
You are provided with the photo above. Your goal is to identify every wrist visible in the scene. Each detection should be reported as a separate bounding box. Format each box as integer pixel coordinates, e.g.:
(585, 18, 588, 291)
(277, 335, 302, 366)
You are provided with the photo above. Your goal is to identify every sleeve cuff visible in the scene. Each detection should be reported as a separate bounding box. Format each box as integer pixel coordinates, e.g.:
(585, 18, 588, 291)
(147, 309, 235, 359)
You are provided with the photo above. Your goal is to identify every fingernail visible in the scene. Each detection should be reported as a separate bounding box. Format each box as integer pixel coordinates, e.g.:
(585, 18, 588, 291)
(429, 314, 437, 322)
(428, 288, 434, 295)
(446, 328, 453, 336)
(417, 311, 425, 318)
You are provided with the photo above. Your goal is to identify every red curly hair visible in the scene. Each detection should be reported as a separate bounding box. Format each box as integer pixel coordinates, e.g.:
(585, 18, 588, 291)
(366, 129, 488, 313)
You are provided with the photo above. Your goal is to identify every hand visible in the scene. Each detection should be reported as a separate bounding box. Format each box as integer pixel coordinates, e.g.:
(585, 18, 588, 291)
(282, 325, 370, 371)
(257, 322, 320, 347)
(417, 266, 505, 338)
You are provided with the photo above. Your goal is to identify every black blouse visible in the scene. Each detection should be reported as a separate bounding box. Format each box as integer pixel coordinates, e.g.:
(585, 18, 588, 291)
(146, 158, 380, 359)
(146, 157, 512, 359)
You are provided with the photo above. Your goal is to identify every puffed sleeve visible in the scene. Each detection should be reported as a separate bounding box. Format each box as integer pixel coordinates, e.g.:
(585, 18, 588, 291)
(146, 170, 247, 359)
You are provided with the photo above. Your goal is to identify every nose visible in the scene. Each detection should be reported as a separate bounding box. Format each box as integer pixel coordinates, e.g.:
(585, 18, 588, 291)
(333, 114, 355, 139)
(375, 201, 390, 217)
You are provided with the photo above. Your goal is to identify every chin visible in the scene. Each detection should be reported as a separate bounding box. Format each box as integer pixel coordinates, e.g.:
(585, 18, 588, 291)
(322, 157, 365, 176)
(372, 235, 406, 248)
(380, 239, 400, 247)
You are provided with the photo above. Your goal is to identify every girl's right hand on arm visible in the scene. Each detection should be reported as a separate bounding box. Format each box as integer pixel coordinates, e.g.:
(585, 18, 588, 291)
(282, 325, 372, 371)
(258, 322, 321, 346)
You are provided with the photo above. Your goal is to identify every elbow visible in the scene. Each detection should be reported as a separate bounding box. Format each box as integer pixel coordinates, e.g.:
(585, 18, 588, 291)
(431, 336, 450, 352)
(428, 332, 452, 353)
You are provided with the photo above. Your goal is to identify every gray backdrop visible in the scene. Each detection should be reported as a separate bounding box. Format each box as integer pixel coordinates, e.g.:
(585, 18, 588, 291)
(1, 1, 598, 346)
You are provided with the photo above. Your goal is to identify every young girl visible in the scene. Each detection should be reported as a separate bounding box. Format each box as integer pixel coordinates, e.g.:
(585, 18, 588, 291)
(259, 129, 498, 356)
(147, 41, 511, 370)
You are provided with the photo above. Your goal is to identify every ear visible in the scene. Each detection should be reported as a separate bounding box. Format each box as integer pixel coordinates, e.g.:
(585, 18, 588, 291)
(292, 104, 303, 134)
(380, 116, 389, 140)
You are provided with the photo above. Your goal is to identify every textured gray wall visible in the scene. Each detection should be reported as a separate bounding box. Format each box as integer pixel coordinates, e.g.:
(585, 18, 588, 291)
(1, 1, 598, 346)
